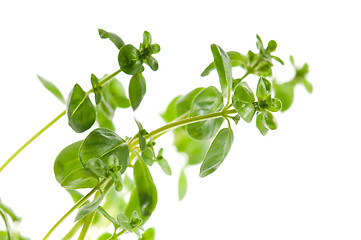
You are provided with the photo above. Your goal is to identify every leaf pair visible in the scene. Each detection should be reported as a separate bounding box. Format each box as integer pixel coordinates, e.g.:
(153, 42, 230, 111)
(255, 78, 281, 135)
(54, 128, 129, 190)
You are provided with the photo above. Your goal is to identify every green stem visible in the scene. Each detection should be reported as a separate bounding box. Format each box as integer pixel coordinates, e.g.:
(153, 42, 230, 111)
(129, 109, 237, 150)
(62, 218, 86, 240)
(43, 179, 106, 240)
(0, 110, 66, 173)
(114, 229, 126, 238)
(1, 69, 122, 174)
(88, 69, 122, 93)
(78, 211, 96, 240)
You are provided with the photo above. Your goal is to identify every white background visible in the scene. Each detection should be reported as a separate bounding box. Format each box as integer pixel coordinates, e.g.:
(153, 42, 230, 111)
(0, 0, 361, 239)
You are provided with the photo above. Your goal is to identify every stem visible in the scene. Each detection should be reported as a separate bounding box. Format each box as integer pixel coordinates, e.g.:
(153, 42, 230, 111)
(43, 179, 106, 240)
(114, 229, 126, 238)
(78, 211, 96, 240)
(0, 110, 66, 173)
(129, 109, 237, 150)
(62, 218, 86, 240)
(1, 69, 122, 174)
(88, 69, 122, 93)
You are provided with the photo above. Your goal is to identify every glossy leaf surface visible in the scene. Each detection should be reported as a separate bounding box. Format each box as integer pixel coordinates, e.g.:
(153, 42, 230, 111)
(66, 84, 96, 133)
(200, 127, 233, 177)
(37, 75, 65, 103)
(61, 168, 99, 189)
(79, 128, 129, 174)
(75, 191, 104, 221)
(187, 86, 224, 140)
(133, 159, 157, 217)
(54, 141, 83, 184)
(201, 51, 247, 76)
(256, 77, 271, 101)
(118, 44, 142, 75)
(98, 29, 125, 49)
(129, 74, 146, 111)
(256, 112, 269, 136)
(211, 44, 232, 99)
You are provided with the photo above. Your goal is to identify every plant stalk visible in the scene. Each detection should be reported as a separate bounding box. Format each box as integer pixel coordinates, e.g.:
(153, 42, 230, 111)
(129, 108, 237, 150)
(0, 110, 66, 173)
(1, 69, 122, 174)
(43, 179, 106, 240)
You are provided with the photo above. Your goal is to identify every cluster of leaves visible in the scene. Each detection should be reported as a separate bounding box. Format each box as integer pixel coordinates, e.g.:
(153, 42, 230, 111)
(0, 199, 29, 240)
(1, 30, 311, 239)
(163, 35, 311, 200)
(273, 56, 312, 111)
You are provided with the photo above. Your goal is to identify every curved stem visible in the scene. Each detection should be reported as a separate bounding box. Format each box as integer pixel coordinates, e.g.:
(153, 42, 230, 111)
(43, 179, 106, 240)
(0, 110, 66, 173)
(129, 109, 237, 150)
(1, 69, 122, 174)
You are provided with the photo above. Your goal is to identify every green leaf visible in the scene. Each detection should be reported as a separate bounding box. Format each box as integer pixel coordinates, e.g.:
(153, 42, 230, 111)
(178, 168, 187, 201)
(145, 56, 158, 71)
(256, 77, 272, 101)
(151, 44, 160, 54)
(86, 158, 108, 178)
(37, 75, 65, 103)
(98, 29, 125, 49)
(96, 105, 115, 131)
(133, 159, 157, 217)
(273, 81, 294, 112)
(267, 40, 277, 52)
(118, 44, 142, 75)
(142, 31, 152, 48)
(187, 86, 224, 140)
(54, 141, 84, 184)
(107, 79, 130, 108)
(61, 168, 99, 189)
(303, 79, 313, 93)
(135, 118, 147, 151)
(233, 82, 255, 103)
(66, 189, 84, 203)
(96, 206, 120, 229)
(79, 128, 129, 174)
(157, 158, 172, 176)
(264, 111, 278, 130)
(272, 55, 284, 65)
(140, 228, 155, 240)
(201, 51, 247, 77)
(161, 96, 179, 123)
(142, 147, 155, 166)
(174, 128, 209, 165)
(109, 171, 123, 192)
(232, 102, 255, 123)
(75, 191, 104, 221)
(97, 233, 112, 240)
(200, 127, 234, 178)
(66, 84, 96, 133)
(0, 200, 21, 222)
(129, 74, 146, 111)
(268, 98, 282, 112)
(91, 74, 101, 104)
(256, 112, 268, 136)
(116, 213, 133, 232)
(210, 44, 232, 99)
